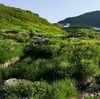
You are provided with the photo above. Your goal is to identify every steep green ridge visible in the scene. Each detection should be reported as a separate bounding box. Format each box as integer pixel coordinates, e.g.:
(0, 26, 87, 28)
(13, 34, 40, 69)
(0, 4, 51, 26)
(58, 11, 100, 27)
(0, 4, 64, 35)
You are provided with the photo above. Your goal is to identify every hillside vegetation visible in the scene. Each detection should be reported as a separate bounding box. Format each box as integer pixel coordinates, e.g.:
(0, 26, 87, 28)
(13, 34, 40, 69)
(0, 4, 100, 99)
(58, 11, 100, 27)
(0, 4, 64, 36)
(0, 4, 51, 25)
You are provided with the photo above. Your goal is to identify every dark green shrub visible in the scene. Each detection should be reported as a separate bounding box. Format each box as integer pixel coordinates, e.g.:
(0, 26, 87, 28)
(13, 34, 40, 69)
(25, 45, 54, 59)
(51, 79, 78, 99)
(0, 81, 34, 98)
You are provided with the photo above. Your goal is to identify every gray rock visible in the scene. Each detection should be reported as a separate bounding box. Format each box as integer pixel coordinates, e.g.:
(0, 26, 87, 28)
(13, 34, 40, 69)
(34, 37, 49, 44)
(4, 78, 18, 84)
(0, 57, 19, 67)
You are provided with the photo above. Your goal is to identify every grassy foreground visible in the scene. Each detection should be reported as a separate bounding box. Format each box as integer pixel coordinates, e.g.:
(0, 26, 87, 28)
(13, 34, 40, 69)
(0, 26, 100, 99)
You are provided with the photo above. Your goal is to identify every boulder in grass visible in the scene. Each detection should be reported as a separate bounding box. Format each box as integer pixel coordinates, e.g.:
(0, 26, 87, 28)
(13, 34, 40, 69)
(4, 78, 27, 85)
(4, 78, 18, 85)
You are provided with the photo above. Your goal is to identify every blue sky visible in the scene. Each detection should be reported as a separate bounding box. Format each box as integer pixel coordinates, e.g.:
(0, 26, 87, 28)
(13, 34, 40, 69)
(0, 0, 100, 23)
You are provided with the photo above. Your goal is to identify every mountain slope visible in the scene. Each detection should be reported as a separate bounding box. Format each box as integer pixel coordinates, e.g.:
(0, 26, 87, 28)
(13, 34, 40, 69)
(0, 4, 51, 26)
(0, 4, 64, 35)
(58, 11, 100, 27)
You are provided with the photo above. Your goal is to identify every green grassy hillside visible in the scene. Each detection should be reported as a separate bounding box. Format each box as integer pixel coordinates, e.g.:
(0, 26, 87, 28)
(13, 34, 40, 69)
(1, 4, 100, 99)
(0, 4, 64, 36)
(0, 4, 51, 26)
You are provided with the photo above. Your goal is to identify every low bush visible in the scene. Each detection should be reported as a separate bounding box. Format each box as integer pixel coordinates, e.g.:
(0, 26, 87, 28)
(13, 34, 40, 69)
(0, 81, 34, 98)
(0, 79, 78, 99)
